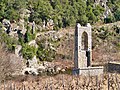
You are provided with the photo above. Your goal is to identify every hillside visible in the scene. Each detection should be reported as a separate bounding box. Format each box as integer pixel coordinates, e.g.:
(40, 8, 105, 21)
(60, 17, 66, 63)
(0, 0, 120, 61)
(0, 0, 119, 82)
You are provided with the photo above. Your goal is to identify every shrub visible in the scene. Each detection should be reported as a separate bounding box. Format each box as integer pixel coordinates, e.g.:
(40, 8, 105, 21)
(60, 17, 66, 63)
(0, 30, 18, 52)
(37, 46, 56, 62)
(21, 44, 37, 60)
(36, 39, 56, 62)
(104, 15, 115, 23)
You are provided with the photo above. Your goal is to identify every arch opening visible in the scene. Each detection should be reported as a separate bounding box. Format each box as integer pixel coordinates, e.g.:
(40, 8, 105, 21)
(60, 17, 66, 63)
(81, 31, 88, 50)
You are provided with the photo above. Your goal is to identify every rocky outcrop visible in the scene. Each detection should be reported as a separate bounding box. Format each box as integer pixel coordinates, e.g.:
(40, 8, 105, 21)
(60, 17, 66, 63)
(28, 40, 38, 48)
(22, 61, 66, 76)
(15, 45, 22, 57)
(2, 19, 10, 28)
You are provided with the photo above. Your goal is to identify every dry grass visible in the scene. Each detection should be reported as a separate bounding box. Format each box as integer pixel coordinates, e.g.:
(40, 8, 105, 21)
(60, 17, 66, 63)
(1, 73, 120, 90)
(0, 48, 24, 81)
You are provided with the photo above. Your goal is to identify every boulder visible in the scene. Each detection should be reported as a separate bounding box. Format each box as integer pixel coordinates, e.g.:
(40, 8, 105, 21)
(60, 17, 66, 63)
(28, 56, 39, 68)
(15, 45, 22, 57)
(37, 65, 46, 74)
(28, 40, 38, 48)
(22, 67, 39, 75)
(54, 66, 61, 73)
(61, 69, 66, 72)
(47, 67, 55, 74)
(2, 19, 10, 28)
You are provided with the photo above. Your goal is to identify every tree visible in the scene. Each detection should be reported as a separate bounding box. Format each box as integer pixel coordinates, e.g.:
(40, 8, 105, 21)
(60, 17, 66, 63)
(37, 46, 56, 62)
(5, 8, 20, 21)
(73, 1, 88, 25)
(114, 8, 120, 21)
(36, 38, 56, 62)
(24, 25, 36, 43)
(87, 11, 97, 24)
(25, 30, 32, 43)
(0, 30, 18, 52)
(104, 15, 115, 23)
(77, 15, 88, 26)
(86, 0, 94, 6)
(0, 1, 6, 19)
(29, 0, 53, 24)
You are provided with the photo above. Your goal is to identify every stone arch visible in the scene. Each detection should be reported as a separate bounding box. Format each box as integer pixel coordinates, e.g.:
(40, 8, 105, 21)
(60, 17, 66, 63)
(81, 31, 88, 50)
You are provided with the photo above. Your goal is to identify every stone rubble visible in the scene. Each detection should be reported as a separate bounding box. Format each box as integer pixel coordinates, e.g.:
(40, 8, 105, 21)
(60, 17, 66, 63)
(22, 60, 65, 76)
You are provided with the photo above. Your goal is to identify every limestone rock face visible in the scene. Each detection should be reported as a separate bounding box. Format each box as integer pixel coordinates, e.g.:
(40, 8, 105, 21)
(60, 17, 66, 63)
(28, 56, 39, 68)
(2, 19, 10, 28)
(15, 45, 22, 57)
(28, 40, 38, 48)
(22, 67, 39, 75)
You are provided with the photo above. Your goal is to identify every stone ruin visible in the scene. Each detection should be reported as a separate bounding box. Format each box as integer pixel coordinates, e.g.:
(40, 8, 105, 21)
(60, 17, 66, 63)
(73, 23, 103, 76)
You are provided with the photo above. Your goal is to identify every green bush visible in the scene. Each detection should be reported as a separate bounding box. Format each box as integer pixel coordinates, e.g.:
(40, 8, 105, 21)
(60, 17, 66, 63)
(114, 8, 120, 21)
(0, 30, 18, 51)
(36, 39, 56, 62)
(24, 29, 36, 43)
(21, 44, 36, 60)
(104, 15, 115, 23)
(37, 46, 56, 62)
